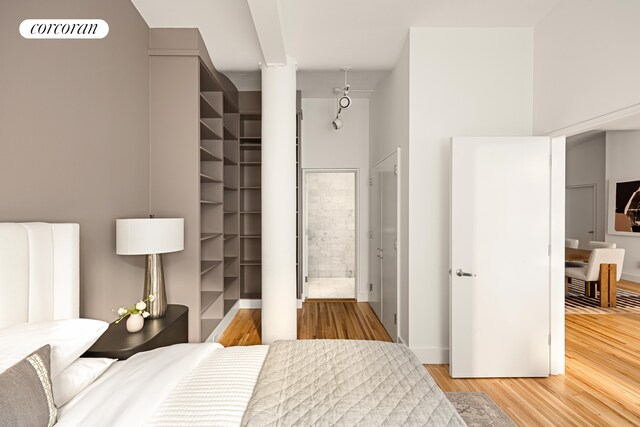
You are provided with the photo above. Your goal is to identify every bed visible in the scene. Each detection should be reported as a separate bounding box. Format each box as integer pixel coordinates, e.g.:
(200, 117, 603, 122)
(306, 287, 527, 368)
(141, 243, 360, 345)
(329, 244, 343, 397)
(0, 223, 465, 426)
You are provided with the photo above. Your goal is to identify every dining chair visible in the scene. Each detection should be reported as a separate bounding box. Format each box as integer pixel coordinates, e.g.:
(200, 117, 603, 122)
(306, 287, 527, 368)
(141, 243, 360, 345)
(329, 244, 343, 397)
(587, 241, 616, 249)
(565, 248, 625, 303)
(565, 238, 579, 249)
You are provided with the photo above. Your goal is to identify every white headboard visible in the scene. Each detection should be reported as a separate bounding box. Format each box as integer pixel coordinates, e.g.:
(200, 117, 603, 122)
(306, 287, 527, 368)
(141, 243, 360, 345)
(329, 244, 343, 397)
(0, 223, 79, 329)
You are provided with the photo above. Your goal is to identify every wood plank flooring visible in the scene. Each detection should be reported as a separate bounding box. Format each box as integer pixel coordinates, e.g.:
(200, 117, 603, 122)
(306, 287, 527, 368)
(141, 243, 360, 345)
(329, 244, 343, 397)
(218, 301, 391, 346)
(219, 301, 640, 425)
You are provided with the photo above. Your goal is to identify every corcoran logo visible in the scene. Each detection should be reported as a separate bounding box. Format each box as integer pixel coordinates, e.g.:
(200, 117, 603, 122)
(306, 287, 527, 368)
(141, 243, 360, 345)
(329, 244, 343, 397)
(19, 19, 109, 39)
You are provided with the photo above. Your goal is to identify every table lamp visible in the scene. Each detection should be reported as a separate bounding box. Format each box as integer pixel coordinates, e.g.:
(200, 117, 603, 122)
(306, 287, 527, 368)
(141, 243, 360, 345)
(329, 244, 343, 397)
(116, 217, 184, 318)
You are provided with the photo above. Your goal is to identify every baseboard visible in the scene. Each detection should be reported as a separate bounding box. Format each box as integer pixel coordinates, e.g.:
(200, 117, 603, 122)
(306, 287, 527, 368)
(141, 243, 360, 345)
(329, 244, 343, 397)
(409, 346, 449, 364)
(397, 335, 406, 345)
(207, 300, 239, 343)
(621, 272, 640, 283)
(237, 299, 304, 309)
(357, 292, 369, 302)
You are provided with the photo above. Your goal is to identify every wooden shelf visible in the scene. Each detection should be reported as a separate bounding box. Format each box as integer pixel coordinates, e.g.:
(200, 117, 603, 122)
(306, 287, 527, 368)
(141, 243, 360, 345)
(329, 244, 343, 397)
(200, 120, 222, 140)
(200, 146, 222, 162)
(224, 184, 238, 191)
(201, 260, 222, 275)
(241, 211, 261, 214)
(200, 318, 222, 342)
(201, 291, 222, 314)
(201, 200, 222, 205)
(200, 94, 222, 119)
(240, 260, 261, 266)
(241, 186, 261, 190)
(224, 233, 238, 240)
(240, 143, 261, 150)
(200, 173, 222, 183)
(240, 235, 261, 239)
(201, 233, 222, 241)
(240, 137, 261, 143)
(223, 211, 238, 215)
(224, 156, 238, 165)
(241, 292, 261, 299)
(224, 126, 238, 141)
(224, 299, 237, 315)
(240, 162, 261, 166)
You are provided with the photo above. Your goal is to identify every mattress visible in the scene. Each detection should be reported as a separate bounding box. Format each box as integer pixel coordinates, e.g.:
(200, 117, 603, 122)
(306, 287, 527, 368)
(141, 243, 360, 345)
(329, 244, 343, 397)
(242, 340, 466, 426)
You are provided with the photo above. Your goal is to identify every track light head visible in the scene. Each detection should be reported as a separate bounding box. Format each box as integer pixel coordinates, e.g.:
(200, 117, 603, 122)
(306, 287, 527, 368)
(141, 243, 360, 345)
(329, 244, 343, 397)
(332, 117, 343, 130)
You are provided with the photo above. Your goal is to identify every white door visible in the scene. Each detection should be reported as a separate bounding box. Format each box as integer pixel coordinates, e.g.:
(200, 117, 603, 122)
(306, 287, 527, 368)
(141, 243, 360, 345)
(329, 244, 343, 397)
(566, 185, 596, 247)
(450, 137, 551, 378)
(369, 152, 398, 341)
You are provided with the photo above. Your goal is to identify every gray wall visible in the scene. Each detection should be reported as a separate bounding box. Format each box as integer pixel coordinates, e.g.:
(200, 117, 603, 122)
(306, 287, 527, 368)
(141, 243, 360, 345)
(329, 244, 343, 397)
(306, 173, 356, 279)
(0, 0, 150, 321)
(565, 134, 606, 242)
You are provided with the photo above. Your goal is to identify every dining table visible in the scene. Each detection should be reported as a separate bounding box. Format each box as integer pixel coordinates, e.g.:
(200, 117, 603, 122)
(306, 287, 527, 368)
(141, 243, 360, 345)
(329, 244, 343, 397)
(565, 247, 617, 308)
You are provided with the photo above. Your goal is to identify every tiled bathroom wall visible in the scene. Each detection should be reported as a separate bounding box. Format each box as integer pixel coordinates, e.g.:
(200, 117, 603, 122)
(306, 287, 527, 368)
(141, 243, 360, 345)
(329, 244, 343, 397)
(306, 172, 356, 279)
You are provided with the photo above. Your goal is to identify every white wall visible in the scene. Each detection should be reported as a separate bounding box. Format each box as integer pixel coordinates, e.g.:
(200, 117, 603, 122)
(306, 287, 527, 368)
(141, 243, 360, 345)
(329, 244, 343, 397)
(301, 98, 370, 300)
(370, 37, 410, 344)
(534, 0, 640, 134)
(606, 131, 640, 282)
(566, 134, 606, 242)
(408, 27, 534, 363)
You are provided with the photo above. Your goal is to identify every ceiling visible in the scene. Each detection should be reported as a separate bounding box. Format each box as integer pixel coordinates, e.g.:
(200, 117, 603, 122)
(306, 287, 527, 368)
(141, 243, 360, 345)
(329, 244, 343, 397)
(131, 0, 562, 96)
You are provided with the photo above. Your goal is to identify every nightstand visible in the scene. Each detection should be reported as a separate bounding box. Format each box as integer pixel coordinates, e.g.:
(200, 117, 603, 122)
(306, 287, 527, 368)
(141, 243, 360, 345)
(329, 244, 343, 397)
(84, 304, 188, 360)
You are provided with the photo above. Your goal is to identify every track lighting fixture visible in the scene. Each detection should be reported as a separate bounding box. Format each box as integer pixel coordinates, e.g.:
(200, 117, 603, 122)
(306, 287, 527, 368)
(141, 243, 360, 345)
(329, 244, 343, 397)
(330, 67, 373, 130)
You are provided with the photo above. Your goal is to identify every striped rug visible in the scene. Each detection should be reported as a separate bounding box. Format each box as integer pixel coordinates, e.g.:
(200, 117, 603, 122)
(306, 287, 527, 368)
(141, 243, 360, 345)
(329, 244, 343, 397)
(566, 281, 640, 314)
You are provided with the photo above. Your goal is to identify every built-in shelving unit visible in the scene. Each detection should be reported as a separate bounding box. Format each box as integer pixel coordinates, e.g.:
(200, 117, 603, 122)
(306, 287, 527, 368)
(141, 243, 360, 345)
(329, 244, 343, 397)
(237, 91, 303, 300)
(149, 28, 242, 342)
(199, 65, 225, 342)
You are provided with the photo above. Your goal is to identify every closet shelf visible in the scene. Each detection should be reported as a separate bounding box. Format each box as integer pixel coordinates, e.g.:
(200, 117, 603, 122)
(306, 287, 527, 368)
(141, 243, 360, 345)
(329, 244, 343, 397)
(240, 235, 261, 239)
(239, 143, 261, 150)
(200, 120, 223, 140)
(224, 127, 238, 141)
(201, 260, 222, 275)
(224, 233, 238, 240)
(201, 233, 222, 241)
(240, 261, 262, 266)
(240, 162, 261, 166)
(241, 211, 261, 214)
(224, 184, 238, 191)
(201, 200, 222, 205)
(224, 156, 238, 165)
(200, 173, 223, 183)
(200, 291, 223, 314)
(200, 94, 222, 119)
(200, 146, 222, 162)
(240, 186, 261, 190)
(224, 257, 238, 267)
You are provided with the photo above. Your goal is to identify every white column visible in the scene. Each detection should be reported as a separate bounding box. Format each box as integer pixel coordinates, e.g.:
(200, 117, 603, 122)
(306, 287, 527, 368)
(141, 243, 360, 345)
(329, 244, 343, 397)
(261, 59, 297, 343)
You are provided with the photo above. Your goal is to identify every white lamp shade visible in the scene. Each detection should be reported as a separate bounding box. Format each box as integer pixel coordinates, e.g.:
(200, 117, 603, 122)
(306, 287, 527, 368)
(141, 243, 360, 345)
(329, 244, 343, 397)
(116, 218, 184, 255)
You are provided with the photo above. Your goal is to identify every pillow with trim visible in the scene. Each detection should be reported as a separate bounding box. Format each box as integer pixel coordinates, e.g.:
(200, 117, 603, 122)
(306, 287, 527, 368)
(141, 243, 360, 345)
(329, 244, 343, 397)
(0, 345, 57, 427)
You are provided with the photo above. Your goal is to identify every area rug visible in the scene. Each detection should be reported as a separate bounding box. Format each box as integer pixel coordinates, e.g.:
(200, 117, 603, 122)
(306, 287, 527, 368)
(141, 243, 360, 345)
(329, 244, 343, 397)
(445, 392, 515, 427)
(565, 281, 640, 314)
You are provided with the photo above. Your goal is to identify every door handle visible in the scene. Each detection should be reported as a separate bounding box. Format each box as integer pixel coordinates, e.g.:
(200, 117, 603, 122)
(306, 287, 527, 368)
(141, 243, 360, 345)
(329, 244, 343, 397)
(455, 269, 476, 277)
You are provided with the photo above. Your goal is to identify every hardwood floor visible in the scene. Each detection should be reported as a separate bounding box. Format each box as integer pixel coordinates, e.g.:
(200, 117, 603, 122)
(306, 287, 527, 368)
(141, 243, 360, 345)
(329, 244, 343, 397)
(219, 301, 640, 425)
(218, 301, 391, 346)
(619, 278, 640, 294)
(429, 314, 640, 426)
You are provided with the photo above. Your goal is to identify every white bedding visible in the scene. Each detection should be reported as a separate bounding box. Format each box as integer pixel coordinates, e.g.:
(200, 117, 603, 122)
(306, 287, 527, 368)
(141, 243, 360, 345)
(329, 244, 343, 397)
(57, 343, 267, 427)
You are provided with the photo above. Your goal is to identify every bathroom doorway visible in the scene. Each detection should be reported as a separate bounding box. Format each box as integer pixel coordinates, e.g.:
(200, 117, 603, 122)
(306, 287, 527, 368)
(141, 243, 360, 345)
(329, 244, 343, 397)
(303, 170, 357, 299)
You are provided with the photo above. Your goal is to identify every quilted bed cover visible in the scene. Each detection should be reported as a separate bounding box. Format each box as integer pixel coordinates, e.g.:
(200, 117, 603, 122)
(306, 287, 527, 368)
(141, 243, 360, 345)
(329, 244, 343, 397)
(242, 340, 466, 426)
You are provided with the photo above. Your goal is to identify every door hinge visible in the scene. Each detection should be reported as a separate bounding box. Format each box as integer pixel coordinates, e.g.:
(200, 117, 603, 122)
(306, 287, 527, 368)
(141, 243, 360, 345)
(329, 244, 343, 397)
(369, 230, 373, 238)
(394, 238, 398, 250)
(393, 164, 398, 176)
(548, 334, 551, 345)
(548, 244, 551, 256)
(369, 177, 373, 186)
(305, 276, 308, 283)
(369, 283, 373, 292)
(394, 313, 397, 325)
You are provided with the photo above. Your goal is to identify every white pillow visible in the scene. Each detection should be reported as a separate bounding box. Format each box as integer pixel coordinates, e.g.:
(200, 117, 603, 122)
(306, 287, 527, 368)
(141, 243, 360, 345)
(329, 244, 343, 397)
(52, 357, 116, 407)
(0, 318, 108, 377)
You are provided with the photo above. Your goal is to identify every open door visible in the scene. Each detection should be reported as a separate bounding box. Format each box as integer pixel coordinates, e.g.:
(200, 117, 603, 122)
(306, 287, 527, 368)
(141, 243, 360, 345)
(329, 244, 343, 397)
(450, 137, 551, 378)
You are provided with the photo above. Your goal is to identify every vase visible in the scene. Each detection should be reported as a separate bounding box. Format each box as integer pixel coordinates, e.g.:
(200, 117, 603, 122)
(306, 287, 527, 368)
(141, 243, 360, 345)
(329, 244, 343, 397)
(126, 314, 144, 333)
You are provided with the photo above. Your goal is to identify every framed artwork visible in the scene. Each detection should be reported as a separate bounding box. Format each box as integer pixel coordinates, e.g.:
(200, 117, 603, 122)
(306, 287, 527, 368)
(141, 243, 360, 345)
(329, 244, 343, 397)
(608, 178, 640, 235)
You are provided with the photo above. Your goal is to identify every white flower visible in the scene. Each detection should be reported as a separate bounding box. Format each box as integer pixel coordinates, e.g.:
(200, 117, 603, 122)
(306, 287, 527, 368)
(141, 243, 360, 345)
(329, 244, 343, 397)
(117, 308, 126, 316)
(136, 301, 146, 311)
(148, 294, 156, 302)
(142, 311, 150, 318)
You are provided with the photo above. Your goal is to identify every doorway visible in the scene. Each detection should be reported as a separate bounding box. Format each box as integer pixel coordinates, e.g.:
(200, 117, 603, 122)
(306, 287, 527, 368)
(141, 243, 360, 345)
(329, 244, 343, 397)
(303, 170, 357, 299)
(566, 184, 597, 248)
